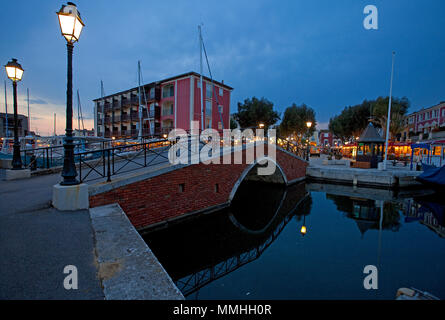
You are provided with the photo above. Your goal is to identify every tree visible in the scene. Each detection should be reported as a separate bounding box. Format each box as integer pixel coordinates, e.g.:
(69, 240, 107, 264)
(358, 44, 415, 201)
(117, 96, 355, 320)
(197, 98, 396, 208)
(230, 117, 239, 129)
(329, 100, 372, 140)
(328, 97, 409, 141)
(371, 96, 409, 139)
(233, 97, 280, 129)
(279, 103, 317, 140)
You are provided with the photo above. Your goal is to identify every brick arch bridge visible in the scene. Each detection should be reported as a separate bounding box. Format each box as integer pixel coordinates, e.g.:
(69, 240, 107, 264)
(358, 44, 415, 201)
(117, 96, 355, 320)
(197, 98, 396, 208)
(89, 145, 308, 231)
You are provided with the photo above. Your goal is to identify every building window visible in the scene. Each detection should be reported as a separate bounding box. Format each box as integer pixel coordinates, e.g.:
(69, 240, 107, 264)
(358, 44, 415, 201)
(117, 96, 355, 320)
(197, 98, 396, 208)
(219, 87, 223, 96)
(218, 122, 222, 130)
(206, 83, 213, 99)
(162, 85, 174, 98)
(162, 102, 174, 116)
(205, 100, 212, 116)
(149, 88, 155, 100)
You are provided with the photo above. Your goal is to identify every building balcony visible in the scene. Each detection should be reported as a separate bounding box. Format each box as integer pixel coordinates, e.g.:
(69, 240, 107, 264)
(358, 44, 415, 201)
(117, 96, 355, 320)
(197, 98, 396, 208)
(97, 118, 103, 125)
(104, 116, 111, 123)
(121, 114, 130, 121)
(112, 101, 121, 110)
(104, 104, 112, 113)
(113, 115, 121, 122)
(120, 129, 131, 137)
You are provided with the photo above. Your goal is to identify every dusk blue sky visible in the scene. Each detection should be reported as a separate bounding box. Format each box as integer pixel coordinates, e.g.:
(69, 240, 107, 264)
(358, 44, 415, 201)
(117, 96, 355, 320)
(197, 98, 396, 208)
(1, 0, 444, 135)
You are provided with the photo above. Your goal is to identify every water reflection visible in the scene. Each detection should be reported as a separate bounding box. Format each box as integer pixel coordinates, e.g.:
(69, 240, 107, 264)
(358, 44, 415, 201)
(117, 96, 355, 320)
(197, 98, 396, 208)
(143, 181, 311, 297)
(313, 183, 445, 239)
(143, 181, 445, 299)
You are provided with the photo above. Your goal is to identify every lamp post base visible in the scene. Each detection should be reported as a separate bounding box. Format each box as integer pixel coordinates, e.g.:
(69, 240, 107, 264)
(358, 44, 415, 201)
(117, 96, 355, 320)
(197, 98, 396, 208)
(52, 183, 89, 211)
(5, 169, 31, 181)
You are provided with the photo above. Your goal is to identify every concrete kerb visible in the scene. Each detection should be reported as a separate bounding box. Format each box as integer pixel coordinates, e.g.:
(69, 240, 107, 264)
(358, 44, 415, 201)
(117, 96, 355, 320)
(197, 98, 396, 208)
(89, 203, 184, 300)
(5, 169, 31, 181)
(306, 165, 422, 188)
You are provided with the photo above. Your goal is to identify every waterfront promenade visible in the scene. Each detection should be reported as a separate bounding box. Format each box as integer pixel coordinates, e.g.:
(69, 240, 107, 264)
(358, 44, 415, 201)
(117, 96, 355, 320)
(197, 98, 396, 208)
(0, 169, 182, 299)
(0, 171, 104, 299)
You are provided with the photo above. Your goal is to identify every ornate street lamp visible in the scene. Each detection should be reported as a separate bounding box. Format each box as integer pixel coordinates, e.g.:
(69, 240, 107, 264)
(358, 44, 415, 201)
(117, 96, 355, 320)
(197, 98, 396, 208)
(56, 2, 84, 185)
(4, 58, 24, 170)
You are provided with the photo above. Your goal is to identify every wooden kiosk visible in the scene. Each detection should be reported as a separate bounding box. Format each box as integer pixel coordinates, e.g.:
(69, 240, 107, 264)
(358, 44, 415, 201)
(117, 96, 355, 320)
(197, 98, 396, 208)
(354, 123, 385, 169)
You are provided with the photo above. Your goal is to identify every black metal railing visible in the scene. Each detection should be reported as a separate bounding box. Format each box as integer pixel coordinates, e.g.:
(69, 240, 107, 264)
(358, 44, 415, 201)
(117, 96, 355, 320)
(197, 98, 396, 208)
(77, 139, 173, 183)
(13, 132, 305, 179)
(19, 141, 108, 171)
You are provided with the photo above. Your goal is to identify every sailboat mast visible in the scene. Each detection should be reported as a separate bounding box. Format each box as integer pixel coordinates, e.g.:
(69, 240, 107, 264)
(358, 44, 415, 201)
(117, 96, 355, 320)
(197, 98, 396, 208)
(199, 25, 204, 132)
(54, 113, 56, 136)
(77, 89, 81, 132)
(4, 81, 8, 138)
(27, 88, 30, 135)
(138, 61, 142, 140)
(101, 80, 105, 138)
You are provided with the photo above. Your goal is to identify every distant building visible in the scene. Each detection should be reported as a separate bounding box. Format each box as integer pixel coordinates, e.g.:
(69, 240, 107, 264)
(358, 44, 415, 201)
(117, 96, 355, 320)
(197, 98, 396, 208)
(0, 112, 29, 138)
(319, 130, 341, 147)
(93, 71, 233, 139)
(401, 101, 445, 142)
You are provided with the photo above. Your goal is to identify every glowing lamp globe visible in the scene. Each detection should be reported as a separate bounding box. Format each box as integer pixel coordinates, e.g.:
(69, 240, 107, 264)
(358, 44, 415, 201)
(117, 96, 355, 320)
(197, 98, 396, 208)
(5, 58, 24, 82)
(57, 2, 85, 43)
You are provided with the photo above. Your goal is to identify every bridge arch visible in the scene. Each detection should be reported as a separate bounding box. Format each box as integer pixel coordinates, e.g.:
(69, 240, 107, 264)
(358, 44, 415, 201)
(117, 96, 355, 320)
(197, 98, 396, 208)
(228, 156, 288, 203)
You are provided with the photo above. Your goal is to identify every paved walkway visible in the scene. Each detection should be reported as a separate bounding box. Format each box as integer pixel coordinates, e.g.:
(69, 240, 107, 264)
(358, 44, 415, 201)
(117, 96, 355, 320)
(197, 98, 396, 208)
(0, 172, 104, 299)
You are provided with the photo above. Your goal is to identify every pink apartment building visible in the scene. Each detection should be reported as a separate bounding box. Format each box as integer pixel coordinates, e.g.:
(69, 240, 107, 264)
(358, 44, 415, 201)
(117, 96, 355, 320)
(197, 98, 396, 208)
(94, 72, 233, 139)
(401, 101, 445, 141)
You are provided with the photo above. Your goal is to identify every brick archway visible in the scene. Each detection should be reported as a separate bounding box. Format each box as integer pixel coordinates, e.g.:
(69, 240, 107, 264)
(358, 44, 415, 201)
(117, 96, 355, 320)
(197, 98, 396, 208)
(89, 146, 308, 231)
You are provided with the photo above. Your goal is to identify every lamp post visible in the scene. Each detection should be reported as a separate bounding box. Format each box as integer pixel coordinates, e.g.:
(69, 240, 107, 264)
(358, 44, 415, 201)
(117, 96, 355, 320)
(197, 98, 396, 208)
(56, 2, 84, 185)
(4, 58, 24, 170)
(306, 121, 312, 161)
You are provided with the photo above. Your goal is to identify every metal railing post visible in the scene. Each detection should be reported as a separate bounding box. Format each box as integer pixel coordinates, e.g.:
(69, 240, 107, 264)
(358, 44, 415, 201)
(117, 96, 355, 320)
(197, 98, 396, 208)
(46, 148, 50, 169)
(79, 153, 82, 182)
(110, 148, 114, 174)
(107, 149, 111, 182)
(144, 143, 147, 167)
(102, 149, 105, 177)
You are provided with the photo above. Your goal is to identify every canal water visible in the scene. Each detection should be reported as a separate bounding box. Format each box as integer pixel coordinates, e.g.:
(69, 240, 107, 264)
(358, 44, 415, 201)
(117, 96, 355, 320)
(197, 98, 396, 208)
(143, 181, 445, 300)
